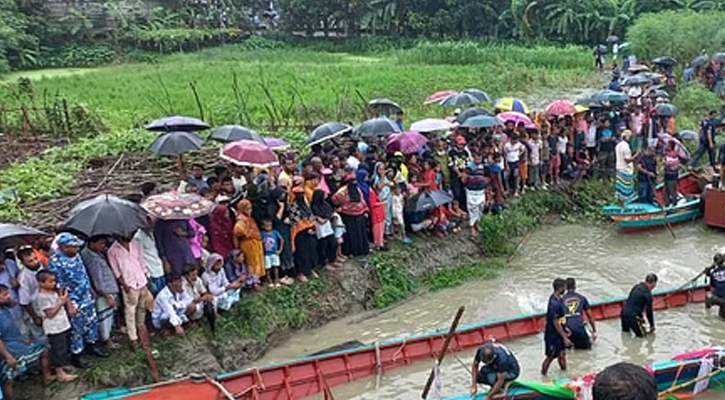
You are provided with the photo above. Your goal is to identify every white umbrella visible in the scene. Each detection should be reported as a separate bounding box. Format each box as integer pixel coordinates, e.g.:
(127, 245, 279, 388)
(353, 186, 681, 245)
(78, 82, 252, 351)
(410, 118, 453, 133)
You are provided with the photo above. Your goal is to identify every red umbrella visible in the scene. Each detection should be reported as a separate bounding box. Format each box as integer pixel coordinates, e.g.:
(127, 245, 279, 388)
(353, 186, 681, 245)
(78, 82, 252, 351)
(141, 192, 216, 220)
(385, 131, 429, 154)
(424, 90, 457, 105)
(219, 140, 279, 168)
(545, 100, 576, 117)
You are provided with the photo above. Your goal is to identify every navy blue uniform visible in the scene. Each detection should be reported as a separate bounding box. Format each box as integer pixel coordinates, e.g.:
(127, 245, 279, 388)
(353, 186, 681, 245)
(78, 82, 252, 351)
(706, 265, 725, 318)
(474, 343, 520, 386)
(562, 291, 592, 349)
(544, 294, 567, 357)
(621, 283, 653, 337)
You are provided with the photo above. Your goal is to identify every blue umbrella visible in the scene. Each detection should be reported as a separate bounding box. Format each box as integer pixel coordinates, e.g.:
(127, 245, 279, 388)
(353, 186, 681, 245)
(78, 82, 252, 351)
(408, 190, 454, 212)
(461, 115, 502, 129)
(455, 107, 493, 123)
(592, 90, 629, 103)
(440, 93, 480, 107)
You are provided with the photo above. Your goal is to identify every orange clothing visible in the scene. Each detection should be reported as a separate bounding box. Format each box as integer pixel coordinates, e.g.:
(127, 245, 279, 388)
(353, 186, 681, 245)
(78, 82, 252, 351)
(233, 209, 265, 278)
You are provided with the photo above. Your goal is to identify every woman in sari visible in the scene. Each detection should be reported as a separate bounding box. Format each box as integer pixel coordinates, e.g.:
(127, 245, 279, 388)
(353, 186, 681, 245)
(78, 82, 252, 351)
(233, 199, 265, 283)
(311, 189, 339, 271)
(372, 162, 393, 236)
(290, 187, 319, 282)
(332, 174, 369, 256)
(209, 205, 234, 259)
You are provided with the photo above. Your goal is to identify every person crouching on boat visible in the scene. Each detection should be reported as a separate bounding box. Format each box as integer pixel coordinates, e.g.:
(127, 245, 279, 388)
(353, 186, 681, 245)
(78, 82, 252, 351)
(470, 342, 520, 399)
(621, 274, 658, 337)
(562, 278, 597, 349)
(705, 253, 725, 319)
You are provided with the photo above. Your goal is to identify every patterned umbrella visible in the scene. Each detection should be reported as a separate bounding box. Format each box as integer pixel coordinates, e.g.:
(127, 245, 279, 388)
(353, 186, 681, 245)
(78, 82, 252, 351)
(455, 107, 493, 123)
(0, 223, 47, 251)
(385, 131, 429, 154)
(494, 97, 529, 114)
(141, 192, 216, 221)
(307, 122, 352, 147)
(545, 100, 576, 117)
(497, 111, 535, 128)
(410, 118, 453, 133)
(462, 88, 492, 103)
(148, 131, 204, 157)
(461, 115, 502, 129)
(220, 140, 279, 168)
(353, 117, 401, 139)
(208, 125, 265, 144)
(439, 93, 480, 107)
(146, 116, 210, 132)
(263, 137, 290, 151)
(425, 90, 457, 105)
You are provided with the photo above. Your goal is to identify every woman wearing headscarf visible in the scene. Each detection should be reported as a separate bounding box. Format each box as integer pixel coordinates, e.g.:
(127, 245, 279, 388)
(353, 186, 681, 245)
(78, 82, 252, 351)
(233, 199, 265, 284)
(311, 189, 340, 271)
(332, 174, 369, 256)
(372, 161, 393, 236)
(154, 219, 196, 276)
(289, 187, 319, 282)
(356, 167, 371, 206)
(303, 172, 320, 204)
(267, 187, 294, 285)
(224, 249, 261, 288)
(209, 204, 234, 258)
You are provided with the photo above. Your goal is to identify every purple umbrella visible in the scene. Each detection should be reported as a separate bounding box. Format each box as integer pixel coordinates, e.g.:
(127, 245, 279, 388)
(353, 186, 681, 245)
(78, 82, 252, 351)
(385, 131, 429, 155)
(263, 137, 290, 151)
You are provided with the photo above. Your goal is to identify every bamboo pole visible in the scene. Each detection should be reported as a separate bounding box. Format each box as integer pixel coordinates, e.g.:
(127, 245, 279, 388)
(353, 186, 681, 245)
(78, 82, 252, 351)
(658, 363, 725, 398)
(421, 306, 465, 399)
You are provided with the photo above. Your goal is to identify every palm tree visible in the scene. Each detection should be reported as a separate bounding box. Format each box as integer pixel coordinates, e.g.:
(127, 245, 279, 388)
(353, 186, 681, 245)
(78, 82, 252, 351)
(499, 0, 539, 40)
(543, 0, 587, 42)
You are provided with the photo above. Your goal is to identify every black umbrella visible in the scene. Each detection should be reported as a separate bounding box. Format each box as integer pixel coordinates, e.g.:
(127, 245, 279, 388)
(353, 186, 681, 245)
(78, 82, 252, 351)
(146, 116, 210, 132)
(455, 107, 493, 123)
(606, 35, 619, 43)
(368, 98, 402, 115)
(461, 115, 502, 129)
(655, 103, 678, 117)
(353, 118, 400, 139)
(307, 122, 352, 147)
(440, 93, 480, 107)
(64, 194, 148, 238)
(462, 89, 492, 103)
(592, 90, 629, 103)
(208, 125, 264, 144)
(408, 190, 454, 212)
(149, 131, 204, 157)
(691, 54, 709, 68)
(652, 56, 678, 67)
(575, 97, 605, 109)
(0, 223, 47, 251)
(713, 53, 725, 63)
(621, 74, 652, 86)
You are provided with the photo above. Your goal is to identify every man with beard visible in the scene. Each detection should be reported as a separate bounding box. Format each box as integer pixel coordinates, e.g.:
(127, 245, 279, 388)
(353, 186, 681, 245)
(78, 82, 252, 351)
(16, 247, 45, 341)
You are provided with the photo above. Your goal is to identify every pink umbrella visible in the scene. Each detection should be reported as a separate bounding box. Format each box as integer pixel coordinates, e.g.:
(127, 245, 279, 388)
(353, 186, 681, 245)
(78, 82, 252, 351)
(385, 131, 429, 154)
(657, 133, 690, 160)
(263, 137, 290, 151)
(545, 100, 576, 117)
(425, 90, 457, 105)
(220, 139, 279, 167)
(497, 111, 535, 129)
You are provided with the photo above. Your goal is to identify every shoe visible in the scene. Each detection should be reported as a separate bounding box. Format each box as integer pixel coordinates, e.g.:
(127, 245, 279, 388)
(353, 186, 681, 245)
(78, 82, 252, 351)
(71, 354, 92, 369)
(87, 343, 110, 358)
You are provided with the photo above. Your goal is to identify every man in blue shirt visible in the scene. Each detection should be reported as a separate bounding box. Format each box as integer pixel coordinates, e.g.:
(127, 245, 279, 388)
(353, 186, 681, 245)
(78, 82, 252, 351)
(562, 278, 597, 350)
(470, 342, 520, 399)
(690, 111, 717, 168)
(705, 253, 725, 319)
(541, 278, 572, 375)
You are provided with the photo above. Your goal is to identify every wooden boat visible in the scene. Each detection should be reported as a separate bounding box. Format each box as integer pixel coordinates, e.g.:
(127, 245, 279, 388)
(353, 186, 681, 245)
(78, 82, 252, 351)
(438, 347, 725, 400)
(703, 187, 725, 228)
(603, 172, 702, 231)
(80, 284, 709, 400)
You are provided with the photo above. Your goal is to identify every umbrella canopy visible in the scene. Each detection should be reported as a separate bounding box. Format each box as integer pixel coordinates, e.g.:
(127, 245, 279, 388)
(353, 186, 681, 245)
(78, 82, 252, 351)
(655, 103, 678, 117)
(146, 116, 210, 132)
(455, 107, 493, 123)
(462, 88, 492, 103)
(494, 97, 529, 114)
(658, 133, 690, 160)
(647, 89, 670, 98)
(220, 140, 279, 168)
(368, 98, 402, 114)
(385, 131, 429, 155)
(621, 74, 652, 86)
(545, 100, 576, 117)
(307, 122, 352, 147)
(208, 125, 264, 144)
(592, 90, 629, 103)
(410, 118, 453, 133)
(439, 93, 480, 107)
(575, 97, 605, 109)
(142, 192, 216, 221)
(461, 115, 502, 129)
(713, 53, 725, 63)
(353, 117, 401, 139)
(263, 137, 290, 151)
(64, 194, 147, 238)
(574, 104, 589, 114)
(409, 190, 454, 212)
(425, 90, 457, 105)
(595, 44, 607, 53)
(692, 54, 709, 68)
(149, 131, 204, 157)
(497, 111, 535, 128)
(679, 130, 698, 141)
(653, 56, 678, 66)
(0, 223, 47, 251)
(627, 64, 650, 73)
(606, 35, 619, 43)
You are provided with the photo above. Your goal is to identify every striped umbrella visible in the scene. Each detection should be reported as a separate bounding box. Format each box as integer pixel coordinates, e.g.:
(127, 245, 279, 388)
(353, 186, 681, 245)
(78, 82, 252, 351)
(545, 100, 576, 117)
(494, 97, 529, 114)
(425, 90, 457, 105)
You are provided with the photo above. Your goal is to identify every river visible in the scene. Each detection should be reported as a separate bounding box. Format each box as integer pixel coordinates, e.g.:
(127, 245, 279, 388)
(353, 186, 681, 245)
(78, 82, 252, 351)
(255, 223, 725, 399)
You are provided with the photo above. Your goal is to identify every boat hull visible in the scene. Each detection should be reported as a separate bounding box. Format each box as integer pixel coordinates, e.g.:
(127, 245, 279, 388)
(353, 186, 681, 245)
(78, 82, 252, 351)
(80, 285, 709, 400)
(703, 188, 725, 228)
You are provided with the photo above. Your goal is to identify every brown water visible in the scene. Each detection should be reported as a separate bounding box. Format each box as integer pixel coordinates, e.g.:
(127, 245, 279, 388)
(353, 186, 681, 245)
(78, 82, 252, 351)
(255, 223, 725, 399)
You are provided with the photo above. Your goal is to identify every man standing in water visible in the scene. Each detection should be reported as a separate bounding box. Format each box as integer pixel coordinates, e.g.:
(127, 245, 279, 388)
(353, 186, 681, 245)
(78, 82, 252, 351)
(470, 341, 520, 399)
(562, 278, 597, 349)
(621, 274, 658, 337)
(541, 278, 571, 375)
(705, 253, 725, 319)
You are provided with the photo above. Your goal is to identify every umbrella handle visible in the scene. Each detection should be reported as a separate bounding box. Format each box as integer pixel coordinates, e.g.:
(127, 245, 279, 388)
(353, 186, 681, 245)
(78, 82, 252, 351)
(177, 155, 186, 179)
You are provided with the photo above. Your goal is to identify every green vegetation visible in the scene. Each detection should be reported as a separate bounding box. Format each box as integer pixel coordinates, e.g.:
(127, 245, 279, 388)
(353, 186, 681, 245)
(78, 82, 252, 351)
(673, 83, 724, 130)
(423, 259, 506, 291)
(371, 251, 419, 307)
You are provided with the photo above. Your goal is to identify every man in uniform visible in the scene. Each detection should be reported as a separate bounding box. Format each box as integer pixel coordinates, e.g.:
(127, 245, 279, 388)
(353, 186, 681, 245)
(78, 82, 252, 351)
(470, 341, 520, 399)
(562, 278, 597, 349)
(705, 253, 725, 319)
(541, 278, 572, 375)
(621, 273, 658, 337)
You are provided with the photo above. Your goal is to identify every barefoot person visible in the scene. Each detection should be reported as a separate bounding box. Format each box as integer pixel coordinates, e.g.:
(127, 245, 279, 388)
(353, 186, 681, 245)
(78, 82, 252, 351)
(615, 130, 639, 207)
(470, 342, 520, 399)
(562, 278, 597, 350)
(541, 278, 572, 375)
(621, 273, 658, 337)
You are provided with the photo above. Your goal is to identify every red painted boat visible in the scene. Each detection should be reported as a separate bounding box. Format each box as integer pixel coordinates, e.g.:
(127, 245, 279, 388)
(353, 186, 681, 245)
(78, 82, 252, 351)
(703, 187, 725, 228)
(81, 284, 709, 400)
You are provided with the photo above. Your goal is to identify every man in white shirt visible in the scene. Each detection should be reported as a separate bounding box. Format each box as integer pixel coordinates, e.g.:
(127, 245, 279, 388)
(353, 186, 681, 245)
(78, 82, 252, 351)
(17, 248, 45, 340)
(503, 134, 525, 197)
(152, 275, 197, 336)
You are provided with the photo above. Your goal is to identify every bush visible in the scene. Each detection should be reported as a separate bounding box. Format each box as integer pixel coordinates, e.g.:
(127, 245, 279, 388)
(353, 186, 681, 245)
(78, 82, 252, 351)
(627, 11, 725, 67)
(673, 83, 724, 131)
(127, 28, 246, 53)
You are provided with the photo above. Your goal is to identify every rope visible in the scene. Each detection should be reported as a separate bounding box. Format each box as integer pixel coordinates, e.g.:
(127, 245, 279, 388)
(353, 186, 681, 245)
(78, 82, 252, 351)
(391, 337, 407, 363)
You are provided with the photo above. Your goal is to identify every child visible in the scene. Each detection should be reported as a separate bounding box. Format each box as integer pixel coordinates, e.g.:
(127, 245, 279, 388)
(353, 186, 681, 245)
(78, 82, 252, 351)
(489, 152, 506, 214)
(528, 131, 543, 189)
(390, 184, 408, 242)
(331, 204, 348, 262)
(547, 128, 560, 186)
(35, 270, 78, 383)
(664, 141, 681, 206)
(407, 173, 420, 196)
(261, 219, 283, 287)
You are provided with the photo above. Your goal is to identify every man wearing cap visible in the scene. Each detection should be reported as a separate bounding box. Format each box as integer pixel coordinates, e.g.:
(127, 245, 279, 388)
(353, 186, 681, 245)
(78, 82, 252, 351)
(46, 233, 108, 368)
(705, 253, 725, 319)
(470, 342, 520, 399)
